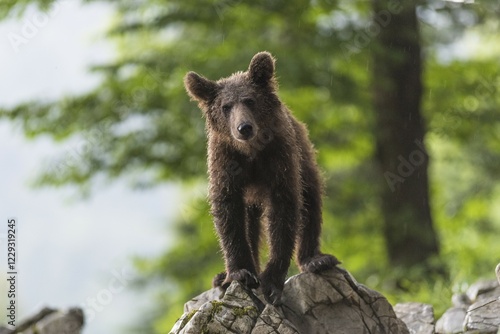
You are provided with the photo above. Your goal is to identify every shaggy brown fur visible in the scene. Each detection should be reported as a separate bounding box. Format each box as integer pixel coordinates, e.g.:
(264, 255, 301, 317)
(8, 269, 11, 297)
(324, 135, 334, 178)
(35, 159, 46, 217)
(184, 51, 339, 305)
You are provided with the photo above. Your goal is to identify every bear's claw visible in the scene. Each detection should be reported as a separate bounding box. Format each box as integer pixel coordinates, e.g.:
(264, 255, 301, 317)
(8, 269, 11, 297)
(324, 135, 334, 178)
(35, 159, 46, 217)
(213, 269, 260, 290)
(212, 272, 227, 288)
(260, 281, 283, 305)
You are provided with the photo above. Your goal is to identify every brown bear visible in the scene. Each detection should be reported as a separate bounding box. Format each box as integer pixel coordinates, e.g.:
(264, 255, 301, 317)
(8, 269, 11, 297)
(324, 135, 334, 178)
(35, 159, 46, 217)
(184, 51, 340, 305)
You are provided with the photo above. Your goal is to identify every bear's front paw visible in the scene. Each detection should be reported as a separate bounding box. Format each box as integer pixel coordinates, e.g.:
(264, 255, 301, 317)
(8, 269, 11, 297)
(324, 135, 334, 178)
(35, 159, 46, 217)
(300, 253, 341, 273)
(212, 272, 227, 288)
(259, 271, 284, 305)
(260, 281, 283, 305)
(221, 269, 260, 290)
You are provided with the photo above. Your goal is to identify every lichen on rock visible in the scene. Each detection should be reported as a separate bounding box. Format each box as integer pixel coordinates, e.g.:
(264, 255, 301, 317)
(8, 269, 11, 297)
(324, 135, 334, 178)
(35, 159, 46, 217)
(169, 267, 408, 334)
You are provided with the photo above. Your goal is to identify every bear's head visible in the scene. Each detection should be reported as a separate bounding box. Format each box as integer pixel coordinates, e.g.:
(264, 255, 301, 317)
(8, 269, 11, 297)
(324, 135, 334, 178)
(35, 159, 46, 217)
(184, 52, 282, 154)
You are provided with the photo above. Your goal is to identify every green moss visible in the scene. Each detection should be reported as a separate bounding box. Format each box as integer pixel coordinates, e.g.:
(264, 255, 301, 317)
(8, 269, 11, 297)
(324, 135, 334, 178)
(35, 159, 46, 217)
(232, 305, 258, 318)
(199, 301, 259, 333)
(199, 301, 225, 333)
(179, 309, 198, 330)
(209, 301, 257, 318)
(210, 300, 224, 313)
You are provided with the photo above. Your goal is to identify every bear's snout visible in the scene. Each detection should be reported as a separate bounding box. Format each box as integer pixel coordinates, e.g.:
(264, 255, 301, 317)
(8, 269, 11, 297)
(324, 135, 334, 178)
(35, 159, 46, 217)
(237, 122, 254, 140)
(230, 106, 258, 142)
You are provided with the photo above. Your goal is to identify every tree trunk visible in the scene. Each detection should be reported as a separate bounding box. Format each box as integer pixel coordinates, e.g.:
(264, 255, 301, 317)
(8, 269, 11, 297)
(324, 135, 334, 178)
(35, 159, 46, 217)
(372, 0, 440, 267)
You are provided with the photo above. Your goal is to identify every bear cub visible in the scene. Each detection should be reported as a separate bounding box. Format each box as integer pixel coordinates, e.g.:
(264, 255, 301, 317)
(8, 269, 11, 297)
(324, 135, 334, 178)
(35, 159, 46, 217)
(184, 51, 339, 305)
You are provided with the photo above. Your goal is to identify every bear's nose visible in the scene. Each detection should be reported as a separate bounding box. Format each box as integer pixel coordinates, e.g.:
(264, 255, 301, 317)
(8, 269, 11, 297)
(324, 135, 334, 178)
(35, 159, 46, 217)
(237, 123, 254, 139)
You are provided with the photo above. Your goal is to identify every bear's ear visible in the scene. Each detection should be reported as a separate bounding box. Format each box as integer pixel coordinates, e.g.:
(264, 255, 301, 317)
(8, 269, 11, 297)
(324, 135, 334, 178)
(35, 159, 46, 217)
(184, 71, 219, 103)
(248, 51, 275, 87)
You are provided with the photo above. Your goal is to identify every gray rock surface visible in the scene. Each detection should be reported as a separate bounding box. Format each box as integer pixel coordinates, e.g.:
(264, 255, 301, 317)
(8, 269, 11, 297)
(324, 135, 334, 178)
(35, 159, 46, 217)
(466, 279, 499, 303)
(22, 308, 84, 334)
(170, 267, 409, 334)
(252, 305, 299, 334)
(394, 302, 435, 334)
(434, 263, 500, 334)
(435, 307, 466, 334)
(464, 298, 500, 333)
(0, 307, 84, 334)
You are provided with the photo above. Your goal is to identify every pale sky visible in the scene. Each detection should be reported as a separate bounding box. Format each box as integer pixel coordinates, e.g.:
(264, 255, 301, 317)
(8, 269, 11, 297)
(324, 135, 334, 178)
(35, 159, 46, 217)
(0, 2, 181, 333)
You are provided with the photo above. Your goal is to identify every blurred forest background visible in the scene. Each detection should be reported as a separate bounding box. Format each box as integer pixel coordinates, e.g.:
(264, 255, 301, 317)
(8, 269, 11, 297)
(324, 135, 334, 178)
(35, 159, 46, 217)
(2, 0, 500, 332)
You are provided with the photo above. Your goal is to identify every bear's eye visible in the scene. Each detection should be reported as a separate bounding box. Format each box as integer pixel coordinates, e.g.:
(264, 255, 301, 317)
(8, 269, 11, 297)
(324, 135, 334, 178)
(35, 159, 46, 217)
(242, 98, 255, 108)
(222, 104, 232, 115)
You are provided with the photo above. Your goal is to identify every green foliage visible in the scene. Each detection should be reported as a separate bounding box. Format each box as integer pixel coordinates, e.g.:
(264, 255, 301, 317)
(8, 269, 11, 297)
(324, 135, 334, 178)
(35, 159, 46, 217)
(0, 0, 55, 18)
(424, 51, 500, 282)
(2, 0, 500, 332)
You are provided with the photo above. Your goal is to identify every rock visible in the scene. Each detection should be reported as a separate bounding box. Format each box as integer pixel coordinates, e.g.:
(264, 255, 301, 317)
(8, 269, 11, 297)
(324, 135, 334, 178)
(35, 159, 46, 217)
(466, 279, 500, 303)
(434, 264, 500, 334)
(170, 267, 409, 334)
(460, 270, 500, 333)
(282, 270, 408, 333)
(21, 308, 84, 334)
(451, 293, 471, 308)
(252, 305, 299, 334)
(464, 298, 500, 333)
(171, 282, 262, 334)
(394, 302, 435, 334)
(435, 307, 466, 334)
(0, 307, 83, 334)
(184, 286, 226, 313)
